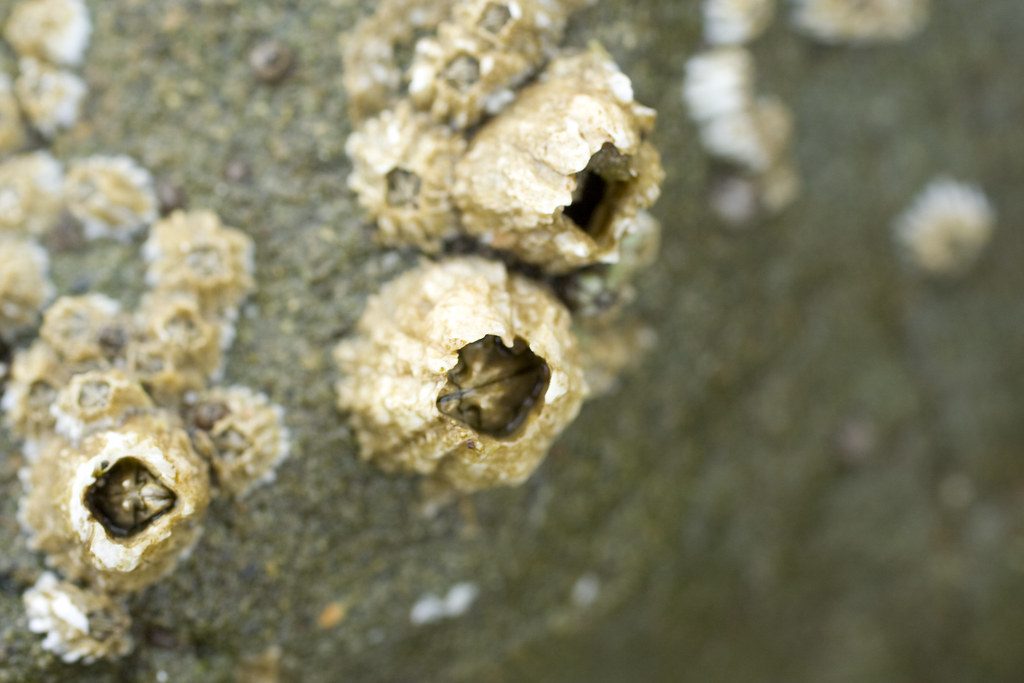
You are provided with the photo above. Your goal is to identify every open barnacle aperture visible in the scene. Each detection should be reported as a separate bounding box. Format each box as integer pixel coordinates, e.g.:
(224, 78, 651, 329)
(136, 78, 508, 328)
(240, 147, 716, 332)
(85, 457, 176, 538)
(563, 142, 636, 242)
(436, 335, 550, 438)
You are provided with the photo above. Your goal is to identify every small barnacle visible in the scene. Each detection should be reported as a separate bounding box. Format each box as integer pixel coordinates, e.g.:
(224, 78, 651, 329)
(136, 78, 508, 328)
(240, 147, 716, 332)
(52, 369, 153, 444)
(703, 0, 777, 45)
(791, 0, 929, 44)
(187, 386, 290, 497)
(0, 151, 65, 236)
(14, 57, 86, 138)
(124, 337, 205, 408)
(1, 342, 66, 437)
(64, 155, 158, 242)
(697, 95, 794, 172)
(893, 178, 994, 276)
(40, 294, 125, 365)
(408, 0, 564, 129)
(682, 47, 755, 124)
(3, 0, 91, 67)
(334, 257, 587, 492)
(23, 572, 133, 664)
(453, 46, 664, 273)
(346, 102, 466, 251)
(136, 293, 223, 381)
(0, 73, 30, 157)
(0, 237, 54, 338)
(143, 210, 255, 316)
(19, 414, 211, 592)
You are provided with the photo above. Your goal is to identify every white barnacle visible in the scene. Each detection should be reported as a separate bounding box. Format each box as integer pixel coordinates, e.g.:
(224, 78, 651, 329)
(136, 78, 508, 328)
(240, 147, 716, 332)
(703, 0, 776, 45)
(0, 73, 30, 157)
(893, 178, 994, 276)
(0, 151, 65, 236)
(682, 47, 755, 124)
(3, 0, 92, 66)
(697, 95, 793, 173)
(791, 0, 929, 44)
(23, 572, 133, 664)
(14, 57, 86, 138)
(65, 155, 159, 242)
(0, 237, 54, 338)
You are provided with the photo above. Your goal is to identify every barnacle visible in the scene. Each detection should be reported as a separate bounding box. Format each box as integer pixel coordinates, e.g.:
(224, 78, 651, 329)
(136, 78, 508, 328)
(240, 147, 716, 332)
(408, 0, 564, 129)
(3, 0, 91, 66)
(334, 257, 587, 492)
(19, 413, 211, 593)
(64, 155, 158, 242)
(346, 102, 466, 251)
(1, 342, 66, 437)
(14, 57, 86, 138)
(0, 151, 65, 236)
(697, 95, 793, 173)
(0, 73, 29, 156)
(23, 572, 133, 664)
(682, 47, 755, 124)
(52, 369, 152, 444)
(791, 0, 929, 44)
(39, 294, 125, 366)
(893, 178, 994, 276)
(187, 386, 290, 497)
(0, 237, 54, 338)
(703, 0, 777, 45)
(454, 46, 664, 273)
(143, 210, 255, 316)
(136, 293, 223, 381)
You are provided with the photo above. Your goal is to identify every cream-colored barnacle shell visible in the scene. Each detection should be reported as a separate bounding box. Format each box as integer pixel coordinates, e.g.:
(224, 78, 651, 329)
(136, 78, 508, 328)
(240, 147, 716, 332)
(334, 257, 587, 492)
(346, 102, 466, 251)
(0, 73, 29, 157)
(19, 414, 211, 593)
(188, 386, 291, 497)
(52, 369, 153, 444)
(0, 237, 54, 337)
(682, 47, 755, 124)
(0, 151, 65, 236)
(791, 0, 929, 44)
(1, 341, 67, 438)
(14, 57, 86, 138)
(143, 210, 255, 316)
(136, 293, 223, 381)
(408, 0, 563, 129)
(65, 155, 158, 242)
(3, 0, 91, 66)
(453, 46, 664, 273)
(40, 294, 126, 366)
(697, 95, 794, 172)
(703, 0, 776, 46)
(23, 572, 133, 664)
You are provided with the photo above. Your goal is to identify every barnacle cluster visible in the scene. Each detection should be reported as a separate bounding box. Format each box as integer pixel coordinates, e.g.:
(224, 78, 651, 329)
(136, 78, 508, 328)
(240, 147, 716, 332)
(791, 0, 930, 44)
(338, 0, 662, 493)
(684, 2, 801, 225)
(3, 210, 289, 662)
(893, 178, 995, 276)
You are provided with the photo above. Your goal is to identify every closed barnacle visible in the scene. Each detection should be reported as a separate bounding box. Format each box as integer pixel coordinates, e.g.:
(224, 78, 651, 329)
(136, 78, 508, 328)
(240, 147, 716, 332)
(23, 572, 133, 664)
(791, 0, 929, 44)
(0, 237, 55, 338)
(703, 0, 777, 45)
(19, 414, 211, 593)
(334, 257, 587, 492)
(698, 94, 794, 173)
(0, 151, 65, 236)
(124, 337, 205, 408)
(64, 155, 158, 242)
(408, 0, 564, 129)
(1, 342, 66, 438)
(453, 46, 664, 273)
(346, 102, 466, 251)
(187, 386, 290, 497)
(14, 57, 86, 138)
(0, 73, 29, 157)
(52, 369, 153, 444)
(143, 210, 255, 317)
(40, 294, 125, 366)
(136, 293, 223, 381)
(3, 0, 91, 67)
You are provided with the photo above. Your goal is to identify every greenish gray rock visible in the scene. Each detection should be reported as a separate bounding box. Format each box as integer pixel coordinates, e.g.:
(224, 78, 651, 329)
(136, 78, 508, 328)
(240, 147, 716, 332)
(1, 0, 1023, 681)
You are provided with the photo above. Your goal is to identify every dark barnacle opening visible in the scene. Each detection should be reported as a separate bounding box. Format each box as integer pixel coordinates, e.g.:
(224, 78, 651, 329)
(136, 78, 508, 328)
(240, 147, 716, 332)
(85, 458, 176, 538)
(385, 168, 422, 207)
(443, 54, 481, 91)
(97, 324, 128, 361)
(563, 143, 633, 242)
(479, 2, 513, 33)
(437, 335, 550, 439)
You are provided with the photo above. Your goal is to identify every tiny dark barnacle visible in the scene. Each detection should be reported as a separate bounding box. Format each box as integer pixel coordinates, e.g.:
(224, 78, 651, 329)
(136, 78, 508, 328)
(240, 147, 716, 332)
(436, 335, 550, 438)
(249, 39, 295, 84)
(85, 458, 177, 538)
